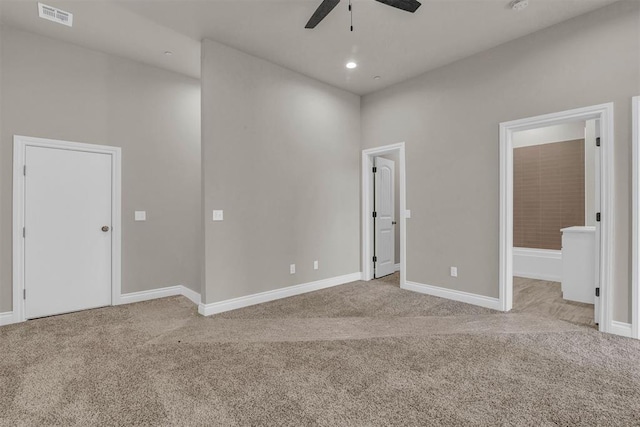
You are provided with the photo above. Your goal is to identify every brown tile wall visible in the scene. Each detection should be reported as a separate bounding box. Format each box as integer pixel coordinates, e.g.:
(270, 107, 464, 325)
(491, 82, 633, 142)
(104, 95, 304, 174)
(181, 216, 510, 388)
(513, 139, 585, 250)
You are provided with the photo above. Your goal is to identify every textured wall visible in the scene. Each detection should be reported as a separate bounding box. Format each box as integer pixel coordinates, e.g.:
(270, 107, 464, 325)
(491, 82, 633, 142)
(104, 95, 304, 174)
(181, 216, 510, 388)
(514, 140, 585, 250)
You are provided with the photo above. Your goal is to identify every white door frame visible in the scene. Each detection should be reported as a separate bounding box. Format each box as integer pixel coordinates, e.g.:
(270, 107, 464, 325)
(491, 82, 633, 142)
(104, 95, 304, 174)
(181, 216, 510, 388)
(362, 142, 407, 286)
(13, 135, 122, 323)
(499, 103, 615, 333)
(632, 96, 640, 339)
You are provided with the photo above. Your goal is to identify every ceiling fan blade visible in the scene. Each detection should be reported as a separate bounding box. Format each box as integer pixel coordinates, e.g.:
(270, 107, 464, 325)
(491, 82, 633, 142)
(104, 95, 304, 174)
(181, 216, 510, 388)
(305, 0, 341, 28)
(374, 0, 421, 13)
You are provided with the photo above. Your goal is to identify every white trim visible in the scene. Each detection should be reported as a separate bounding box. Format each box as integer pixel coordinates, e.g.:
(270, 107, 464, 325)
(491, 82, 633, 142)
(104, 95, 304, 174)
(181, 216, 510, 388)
(119, 286, 183, 305)
(633, 96, 640, 339)
(609, 321, 632, 338)
(180, 286, 201, 305)
(394, 263, 401, 272)
(13, 135, 122, 323)
(499, 103, 615, 334)
(198, 272, 362, 316)
(118, 285, 200, 306)
(403, 281, 501, 311)
(362, 143, 406, 288)
(0, 311, 19, 326)
(513, 248, 562, 282)
(1, 285, 201, 327)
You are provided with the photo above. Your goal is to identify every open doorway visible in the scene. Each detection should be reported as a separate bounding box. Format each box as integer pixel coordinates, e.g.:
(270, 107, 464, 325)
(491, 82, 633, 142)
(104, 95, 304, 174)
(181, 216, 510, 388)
(362, 143, 407, 288)
(510, 120, 597, 327)
(499, 103, 614, 334)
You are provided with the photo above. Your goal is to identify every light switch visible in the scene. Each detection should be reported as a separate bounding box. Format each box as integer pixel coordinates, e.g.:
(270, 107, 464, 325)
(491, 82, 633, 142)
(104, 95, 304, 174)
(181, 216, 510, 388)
(134, 211, 146, 221)
(405, 209, 411, 219)
(213, 210, 224, 221)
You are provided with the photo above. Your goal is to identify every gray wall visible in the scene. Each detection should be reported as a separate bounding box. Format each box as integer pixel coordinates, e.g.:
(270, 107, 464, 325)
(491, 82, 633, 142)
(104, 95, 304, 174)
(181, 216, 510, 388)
(361, 1, 640, 322)
(0, 27, 201, 312)
(201, 39, 360, 304)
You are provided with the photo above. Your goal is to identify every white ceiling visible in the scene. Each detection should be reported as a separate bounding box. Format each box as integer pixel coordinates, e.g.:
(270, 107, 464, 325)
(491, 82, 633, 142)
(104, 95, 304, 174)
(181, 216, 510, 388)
(0, 0, 617, 95)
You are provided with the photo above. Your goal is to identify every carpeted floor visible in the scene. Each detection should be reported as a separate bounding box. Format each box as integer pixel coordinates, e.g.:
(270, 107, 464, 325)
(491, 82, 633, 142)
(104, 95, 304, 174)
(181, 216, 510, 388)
(1, 273, 640, 426)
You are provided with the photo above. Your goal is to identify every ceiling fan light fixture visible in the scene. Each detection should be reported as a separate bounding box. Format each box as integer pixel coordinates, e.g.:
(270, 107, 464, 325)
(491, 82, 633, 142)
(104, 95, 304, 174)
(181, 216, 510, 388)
(346, 62, 357, 69)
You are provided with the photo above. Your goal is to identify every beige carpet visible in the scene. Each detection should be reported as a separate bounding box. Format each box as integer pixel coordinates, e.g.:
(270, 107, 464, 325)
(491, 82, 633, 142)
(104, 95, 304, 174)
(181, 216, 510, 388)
(1, 273, 640, 426)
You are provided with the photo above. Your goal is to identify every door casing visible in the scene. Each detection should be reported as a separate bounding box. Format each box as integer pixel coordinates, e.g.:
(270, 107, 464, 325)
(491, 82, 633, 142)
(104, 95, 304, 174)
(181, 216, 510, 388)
(362, 142, 407, 285)
(499, 103, 615, 333)
(13, 135, 122, 323)
(632, 96, 640, 339)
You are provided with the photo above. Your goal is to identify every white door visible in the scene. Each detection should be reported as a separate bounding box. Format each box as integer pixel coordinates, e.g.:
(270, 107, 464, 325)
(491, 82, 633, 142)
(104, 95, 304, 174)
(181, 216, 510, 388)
(374, 157, 395, 277)
(24, 146, 113, 319)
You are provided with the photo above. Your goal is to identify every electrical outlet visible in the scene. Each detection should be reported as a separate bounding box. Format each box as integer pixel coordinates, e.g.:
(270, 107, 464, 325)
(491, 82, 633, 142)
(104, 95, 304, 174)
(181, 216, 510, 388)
(134, 211, 146, 221)
(450, 267, 458, 277)
(290, 264, 296, 274)
(313, 260, 319, 270)
(212, 210, 224, 221)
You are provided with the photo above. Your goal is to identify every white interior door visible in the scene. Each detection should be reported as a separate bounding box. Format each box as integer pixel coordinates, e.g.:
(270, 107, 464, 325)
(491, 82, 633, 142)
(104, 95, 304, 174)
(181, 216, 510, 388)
(374, 157, 395, 278)
(24, 146, 113, 319)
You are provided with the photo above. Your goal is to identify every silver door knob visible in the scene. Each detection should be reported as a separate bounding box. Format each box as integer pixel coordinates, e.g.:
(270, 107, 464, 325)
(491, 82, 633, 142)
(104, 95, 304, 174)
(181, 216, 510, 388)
(101, 226, 110, 232)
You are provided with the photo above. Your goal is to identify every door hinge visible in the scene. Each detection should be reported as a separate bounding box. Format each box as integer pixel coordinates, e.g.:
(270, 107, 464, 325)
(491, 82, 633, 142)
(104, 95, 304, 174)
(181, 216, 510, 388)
(23, 165, 26, 176)
(373, 256, 377, 263)
(372, 211, 377, 218)
(22, 227, 25, 238)
(595, 287, 600, 297)
(596, 212, 601, 222)
(23, 289, 26, 300)
(596, 137, 601, 147)
(372, 167, 377, 173)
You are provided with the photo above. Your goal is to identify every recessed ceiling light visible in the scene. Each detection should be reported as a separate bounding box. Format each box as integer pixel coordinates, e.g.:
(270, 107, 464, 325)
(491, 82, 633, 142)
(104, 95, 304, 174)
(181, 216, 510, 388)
(373, 76, 381, 80)
(346, 62, 357, 69)
(164, 51, 173, 56)
(510, 0, 529, 11)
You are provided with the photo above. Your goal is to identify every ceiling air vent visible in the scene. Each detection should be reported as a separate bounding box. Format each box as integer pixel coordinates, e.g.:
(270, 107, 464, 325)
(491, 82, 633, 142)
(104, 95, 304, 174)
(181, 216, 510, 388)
(38, 3, 73, 27)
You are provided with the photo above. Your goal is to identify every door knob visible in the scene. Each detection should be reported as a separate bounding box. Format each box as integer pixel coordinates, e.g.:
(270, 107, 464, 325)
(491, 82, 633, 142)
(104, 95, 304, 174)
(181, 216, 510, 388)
(101, 226, 110, 232)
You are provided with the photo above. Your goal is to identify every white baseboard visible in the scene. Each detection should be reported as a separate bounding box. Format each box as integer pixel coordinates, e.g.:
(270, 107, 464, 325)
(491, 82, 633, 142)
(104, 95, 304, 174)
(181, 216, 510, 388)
(0, 311, 18, 326)
(198, 272, 362, 316)
(609, 321, 633, 338)
(118, 286, 183, 304)
(394, 263, 401, 272)
(403, 281, 501, 311)
(513, 248, 562, 282)
(118, 285, 201, 306)
(180, 286, 201, 305)
(1, 284, 201, 328)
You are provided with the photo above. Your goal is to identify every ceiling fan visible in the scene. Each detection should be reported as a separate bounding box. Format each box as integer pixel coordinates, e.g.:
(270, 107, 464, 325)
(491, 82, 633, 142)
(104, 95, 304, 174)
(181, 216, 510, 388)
(305, 0, 422, 29)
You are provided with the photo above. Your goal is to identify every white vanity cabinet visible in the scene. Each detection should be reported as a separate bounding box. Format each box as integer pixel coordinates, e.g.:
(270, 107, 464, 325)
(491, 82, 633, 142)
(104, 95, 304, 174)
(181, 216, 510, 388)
(560, 226, 596, 304)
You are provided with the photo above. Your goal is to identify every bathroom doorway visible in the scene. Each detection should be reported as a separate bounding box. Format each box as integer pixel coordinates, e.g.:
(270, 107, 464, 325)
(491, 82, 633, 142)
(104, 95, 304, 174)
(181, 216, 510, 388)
(499, 103, 614, 334)
(509, 120, 597, 327)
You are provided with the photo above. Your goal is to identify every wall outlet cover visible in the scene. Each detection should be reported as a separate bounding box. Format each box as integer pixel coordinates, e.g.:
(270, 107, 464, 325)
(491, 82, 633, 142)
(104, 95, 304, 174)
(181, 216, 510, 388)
(134, 211, 146, 221)
(290, 264, 296, 274)
(213, 210, 224, 221)
(314, 260, 319, 270)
